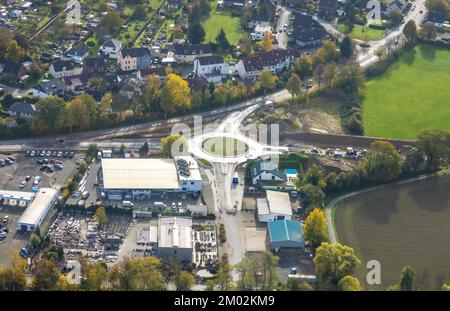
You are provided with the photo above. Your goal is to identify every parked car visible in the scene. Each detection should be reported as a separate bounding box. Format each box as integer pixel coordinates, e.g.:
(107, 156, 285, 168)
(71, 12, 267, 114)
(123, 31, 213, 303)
(0, 159, 4, 167)
(57, 151, 63, 157)
(34, 176, 41, 182)
(25, 176, 31, 182)
(19, 181, 27, 188)
(55, 163, 63, 170)
(81, 191, 89, 199)
(3, 216, 9, 223)
(0, 231, 7, 239)
(47, 166, 54, 173)
(7, 156, 15, 162)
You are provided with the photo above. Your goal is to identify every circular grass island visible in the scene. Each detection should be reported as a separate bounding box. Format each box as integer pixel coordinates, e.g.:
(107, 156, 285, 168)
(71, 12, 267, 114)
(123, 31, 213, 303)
(202, 137, 249, 157)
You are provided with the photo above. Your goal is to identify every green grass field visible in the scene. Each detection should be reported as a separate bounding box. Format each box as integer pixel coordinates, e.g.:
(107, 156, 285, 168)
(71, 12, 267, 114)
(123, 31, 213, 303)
(336, 23, 386, 41)
(333, 174, 450, 290)
(202, 137, 249, 157)
(363, 45, 450, 139)
(202, 3, 243, 45)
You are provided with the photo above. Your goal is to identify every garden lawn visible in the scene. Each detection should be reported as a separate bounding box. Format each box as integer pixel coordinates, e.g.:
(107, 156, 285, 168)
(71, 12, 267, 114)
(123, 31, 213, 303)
(202, 5, 243, 46)
(363, 45, 450, 140)
(336, 23, 385, 41)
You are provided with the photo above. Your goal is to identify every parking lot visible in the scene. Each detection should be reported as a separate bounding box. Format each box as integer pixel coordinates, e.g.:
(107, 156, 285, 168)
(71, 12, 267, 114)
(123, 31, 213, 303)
(0, 151, 82, 267)
(0, 151, 81, 192)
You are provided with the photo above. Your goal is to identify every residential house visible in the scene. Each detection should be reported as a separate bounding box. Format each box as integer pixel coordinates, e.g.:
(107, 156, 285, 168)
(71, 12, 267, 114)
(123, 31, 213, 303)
(427, 10, 448, 28)
(1, 62, 28, 80)
(8, 102, 36, 119)
(38, 79, 65, 97)
(167, 0, 184, 9)
(218, 0, 248, 8)
(9, 10, 24, 18)
(171, 43, 212, 63)
(268, 219, 305, 251)
(235, 48, 300, 79)
(118, 76, 142, 100)
(257, 190, 293, 222)
(62, 74, 90, 93)
(290, 13, 329, 47)
(49, 60, 83, 78)
(137, 66, 167, 82)
(251, 24, 272, 41)
(250, 160, 288, 185)
(99, 38, 122, 58)
(82, 57, 106, 76)
(249, 13, 271, 28)
(193, 56, 230, 83)
(318, 0, 338, 19)
(118, 48, 152, 71)
(382, 0, 405, 18)
(66, 43, 90, 62)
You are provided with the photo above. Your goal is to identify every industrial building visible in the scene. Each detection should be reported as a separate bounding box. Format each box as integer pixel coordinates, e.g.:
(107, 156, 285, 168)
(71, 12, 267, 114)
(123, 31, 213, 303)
(257, 190, 293, 222)
(100, 156, 202, 200)
(268, 219, 305, 252)
(0, 188, 59, 232)
(157, 217, 193, 262)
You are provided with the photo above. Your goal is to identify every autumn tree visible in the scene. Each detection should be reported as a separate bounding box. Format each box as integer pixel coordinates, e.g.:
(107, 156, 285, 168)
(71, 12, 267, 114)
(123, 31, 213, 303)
(286, 73, 302, 102)
(303, 208, 329, 249)
(360, 141, 402, 184)
(174, 269, 195, 291)
(340, 36, 353, 58)
(338, 275, 361, 291)
(160, 73, 191, 118)
(399, 265, 416, 291)
(236, 252, 279, 291)
(323, 63, 338, 88)
(294, 55, 313, 80)
(258, 32, 273, 52)
(313, 243, 361, 288)
(322, 40, 340, 63)
(0, 253, 27, 291)
(66, 98, 91, 132)
(161, 134, 186, 157)
(80, 260, 108, 291)
(302, 164, 326, 189)
(5, 40, 25, 63)
(32, 259, 61, 290)
(206, 254, 234, 290)
(416, 129, 450, 172)
(108, 257, 164, 290)
(258, 69, 277, 94)
(96, 11, 123, 39)
(32, 96, 67, 134)
(403, 20, 417, 42)
(0, 27, 13, 55)
(171, 27, 184, 40)
(141, 75, 161, 114)
(93, 206, 108, 228)
(300, 184, 325, 212)
(420, 23, 437, 41)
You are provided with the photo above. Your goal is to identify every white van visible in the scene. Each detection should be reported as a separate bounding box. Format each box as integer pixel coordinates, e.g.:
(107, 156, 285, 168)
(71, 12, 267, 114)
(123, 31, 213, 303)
(153, 202, 166, 209)
(122, 201, 134, 207)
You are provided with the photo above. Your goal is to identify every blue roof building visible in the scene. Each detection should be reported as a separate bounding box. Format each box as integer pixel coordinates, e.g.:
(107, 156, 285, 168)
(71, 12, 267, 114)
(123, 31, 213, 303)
(268, 219, 305, 251)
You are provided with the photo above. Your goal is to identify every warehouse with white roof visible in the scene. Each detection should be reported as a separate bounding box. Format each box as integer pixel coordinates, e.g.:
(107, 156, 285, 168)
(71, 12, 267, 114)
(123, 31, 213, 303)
(257, 190, 293, 222)
(100, 157, 202, 200)
(157, 217, 193, 262)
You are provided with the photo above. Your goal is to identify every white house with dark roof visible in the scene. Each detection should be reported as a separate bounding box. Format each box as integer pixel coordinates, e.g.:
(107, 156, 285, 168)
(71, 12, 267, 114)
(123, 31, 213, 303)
(66, 43, 90, 62)
(49, 60, 83, 78)
(235, 49, 300, 79)
(99, 38, 122, 58)
(193, 56, 230, 83)
(171, 43, 213, 63)
(250, 160, 288, 185)
(8, 102, 36, 119)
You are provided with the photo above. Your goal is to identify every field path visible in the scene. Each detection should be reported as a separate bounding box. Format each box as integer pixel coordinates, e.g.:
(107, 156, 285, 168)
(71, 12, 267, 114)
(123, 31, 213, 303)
(324, 170, 450, 244)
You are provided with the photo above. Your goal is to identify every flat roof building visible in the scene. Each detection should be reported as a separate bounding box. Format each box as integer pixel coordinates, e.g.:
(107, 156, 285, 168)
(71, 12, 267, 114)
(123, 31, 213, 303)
(158, 217, 193, 262)
(100, 157, 202, 201)
(17, 188, 59, 232)
(257, 190, 293, 222)
(268, 219, 305, 251)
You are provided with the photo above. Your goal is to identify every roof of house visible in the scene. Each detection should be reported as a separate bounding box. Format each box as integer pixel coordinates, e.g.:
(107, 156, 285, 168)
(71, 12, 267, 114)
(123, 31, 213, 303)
(186, 77, 207, 92)
(250, 160, 287, 181)
(196, 55, 224, 66)
(51, 60, 81, 72)
(39, 79, 65, 94)
(292, 26, 328, 43)
(172, 43, 212, 56)
(241, 49, 301, 72)
(292, 13, 316, 28)
(120, 47, 151, 58)
(102, 38, 121, 49)
(268, 219, 304, 244)
(319, 0, 338, 12)
(83, 57, 106, 68)
(2, 62, 27, 75)
(66, 42, 90, 57)
(427, 10, 447, 23)
(62, 74, 90, 87)
(8, 102, 36, 115)
(139, 66, 167, 78)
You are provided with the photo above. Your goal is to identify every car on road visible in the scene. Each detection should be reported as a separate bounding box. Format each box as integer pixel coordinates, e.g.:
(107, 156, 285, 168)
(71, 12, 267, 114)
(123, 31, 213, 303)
(81, 191, 89, 199)
(19, 181, 27, 188)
